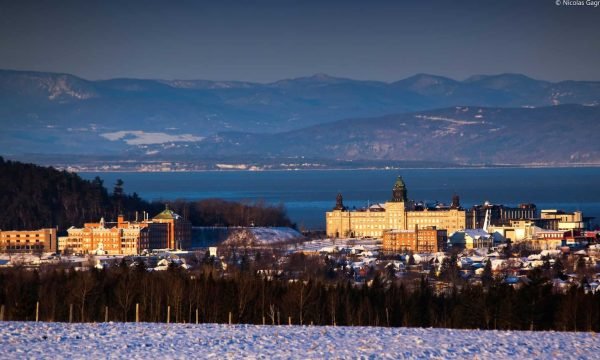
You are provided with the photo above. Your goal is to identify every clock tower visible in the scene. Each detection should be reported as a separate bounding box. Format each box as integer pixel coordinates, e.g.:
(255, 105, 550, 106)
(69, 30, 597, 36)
(391, 176, 408, 203)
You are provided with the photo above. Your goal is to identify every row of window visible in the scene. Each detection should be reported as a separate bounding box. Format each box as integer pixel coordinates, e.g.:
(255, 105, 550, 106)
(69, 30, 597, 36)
(1, 234, 45, 238)
(3, 245, 45, 250)
(1, 239, 42, 243)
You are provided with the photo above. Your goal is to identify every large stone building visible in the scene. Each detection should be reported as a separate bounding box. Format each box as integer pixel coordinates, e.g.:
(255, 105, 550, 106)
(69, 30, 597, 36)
(59, 216, 150, 255)
(58, 206, 191, 255)
(326, 177, 467, 238)
(383, 227, 447, 253)
(0, 228, 57, 253)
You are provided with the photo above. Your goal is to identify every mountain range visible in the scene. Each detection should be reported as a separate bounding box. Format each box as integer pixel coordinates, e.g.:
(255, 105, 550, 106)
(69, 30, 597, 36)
(1, 69, 599, 167)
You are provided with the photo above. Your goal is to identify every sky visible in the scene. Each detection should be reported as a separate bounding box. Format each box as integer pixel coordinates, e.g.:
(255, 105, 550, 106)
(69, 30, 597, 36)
(0, 0, 599, 83)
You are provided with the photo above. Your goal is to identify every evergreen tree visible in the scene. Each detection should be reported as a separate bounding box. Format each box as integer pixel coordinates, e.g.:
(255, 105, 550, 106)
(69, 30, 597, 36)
(576, 256, 587, 275)
(408, 253, 416, 266)
(482, 261, 493, 287)
(553, 257, 565, 279)
(439, 254, 460, 284)
(113, 179, 124, 214)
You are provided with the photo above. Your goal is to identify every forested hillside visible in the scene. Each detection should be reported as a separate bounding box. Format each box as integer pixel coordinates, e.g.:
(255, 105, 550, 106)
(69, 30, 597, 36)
(181, 104, 600, 165)
(0, 158, 293, 231)
(0, 157, 150, 230)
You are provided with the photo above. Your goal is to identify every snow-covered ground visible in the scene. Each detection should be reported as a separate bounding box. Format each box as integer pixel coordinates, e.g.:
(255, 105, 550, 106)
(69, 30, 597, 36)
(223, 227, 304, 246)
(0, 322, 597, 359)
(291, 237, 381, 253)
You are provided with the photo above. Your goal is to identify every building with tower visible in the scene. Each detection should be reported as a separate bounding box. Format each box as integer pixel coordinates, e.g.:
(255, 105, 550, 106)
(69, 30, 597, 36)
(59, 216, 147, 255)
(151, 205, 192, 250)
(325, 176, 467, 238)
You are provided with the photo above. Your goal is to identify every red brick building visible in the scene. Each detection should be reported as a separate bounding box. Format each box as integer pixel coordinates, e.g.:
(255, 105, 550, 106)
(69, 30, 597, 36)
(383, 227, 447, 253)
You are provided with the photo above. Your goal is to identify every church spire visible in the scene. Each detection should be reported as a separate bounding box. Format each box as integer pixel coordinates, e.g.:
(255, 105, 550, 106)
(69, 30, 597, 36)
(451, 194, 460, 209)
(334, 193, 346, 211)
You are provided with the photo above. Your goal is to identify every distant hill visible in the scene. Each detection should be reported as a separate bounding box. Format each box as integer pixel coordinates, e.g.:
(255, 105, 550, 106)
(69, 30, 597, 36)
(1, 69, 599, 166)
(145, 104, 600, 166)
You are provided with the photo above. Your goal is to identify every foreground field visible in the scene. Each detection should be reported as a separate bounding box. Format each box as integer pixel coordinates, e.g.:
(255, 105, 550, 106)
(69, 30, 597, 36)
(0, 322, 597, 359)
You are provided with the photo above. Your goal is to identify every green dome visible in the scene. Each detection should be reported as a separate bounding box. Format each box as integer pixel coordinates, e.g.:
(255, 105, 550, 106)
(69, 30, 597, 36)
(391, 176, 408, 202)
(393, 176, 406, 190)
(153, 204, 182, 220)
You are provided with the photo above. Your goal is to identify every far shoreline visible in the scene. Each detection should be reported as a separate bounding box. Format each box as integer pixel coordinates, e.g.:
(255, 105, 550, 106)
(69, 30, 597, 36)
(74, 163, 600, 173)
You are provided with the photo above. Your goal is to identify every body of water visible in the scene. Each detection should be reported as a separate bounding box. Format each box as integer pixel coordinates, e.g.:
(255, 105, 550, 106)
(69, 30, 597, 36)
(81, 168, 600, 229)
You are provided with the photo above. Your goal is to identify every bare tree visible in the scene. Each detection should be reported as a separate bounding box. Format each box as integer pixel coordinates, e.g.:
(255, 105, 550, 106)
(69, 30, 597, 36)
(268, 304, 276, 325)
(72, 272, 95, 322)
(114, 271, 138, 321)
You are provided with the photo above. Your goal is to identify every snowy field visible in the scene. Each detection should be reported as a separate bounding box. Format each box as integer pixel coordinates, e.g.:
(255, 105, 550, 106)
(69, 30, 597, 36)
(0, 322, 598, 359)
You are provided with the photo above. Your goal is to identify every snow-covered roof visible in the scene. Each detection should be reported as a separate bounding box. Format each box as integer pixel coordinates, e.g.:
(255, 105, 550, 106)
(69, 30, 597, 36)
(464, 229, 492, 239)
(368, 203, 386, 210)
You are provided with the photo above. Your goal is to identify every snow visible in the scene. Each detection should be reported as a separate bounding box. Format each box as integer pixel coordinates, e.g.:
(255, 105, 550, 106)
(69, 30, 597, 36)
(100, 130, 203, 145)
(0, 322, 598, 359)
(414, 114, 481, 125)
(293, 238, 381, 254)
(222, 227, 303, 246)
(248, 227, 303, 244)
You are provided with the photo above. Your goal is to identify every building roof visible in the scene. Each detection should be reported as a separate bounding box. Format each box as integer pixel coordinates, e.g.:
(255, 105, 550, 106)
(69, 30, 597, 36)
(450, 229, 503, 242)
(369, 203, 386, 210)
(464, 229, 492, 239)
(387, 229, 416, 234)
(153, 205, 182, 220)
(393, 176, 406, 190)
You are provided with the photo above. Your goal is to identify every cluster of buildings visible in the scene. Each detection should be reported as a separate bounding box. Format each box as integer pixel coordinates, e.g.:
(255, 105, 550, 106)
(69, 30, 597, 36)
(0, 206, 191, 256)
(59, 206, 191, 255)
(326, 176, 596, 253)
(1, 175, 596, 259)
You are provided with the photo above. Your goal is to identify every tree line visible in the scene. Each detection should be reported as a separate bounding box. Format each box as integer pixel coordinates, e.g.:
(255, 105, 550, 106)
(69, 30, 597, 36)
(0, 157, 293, 231)
(167, 199, 293, 228)
(0, 262, 598, 331)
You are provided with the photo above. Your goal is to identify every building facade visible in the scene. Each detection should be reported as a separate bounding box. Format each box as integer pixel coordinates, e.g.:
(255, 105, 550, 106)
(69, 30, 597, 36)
(467, 203, 537, 229)
(0, 228, 57, 253)
(151, 206, 192, 250)
(326, 177, 467, 238)
(526, 229, 566, 250)
(538, 210, 584, 231)
(59, 217, 149, 256)
(58, 207, 191, 255)
(449, 229, 502, 249)
(383, 227, 447, 253)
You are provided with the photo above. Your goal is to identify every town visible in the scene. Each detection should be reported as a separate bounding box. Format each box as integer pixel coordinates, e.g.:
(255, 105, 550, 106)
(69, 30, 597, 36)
(2, 0, 600, 356)
(1, 176, 599, 300)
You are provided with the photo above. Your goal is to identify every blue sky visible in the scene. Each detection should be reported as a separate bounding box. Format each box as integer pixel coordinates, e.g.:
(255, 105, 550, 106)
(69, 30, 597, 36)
(1, 0, 598, 82)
